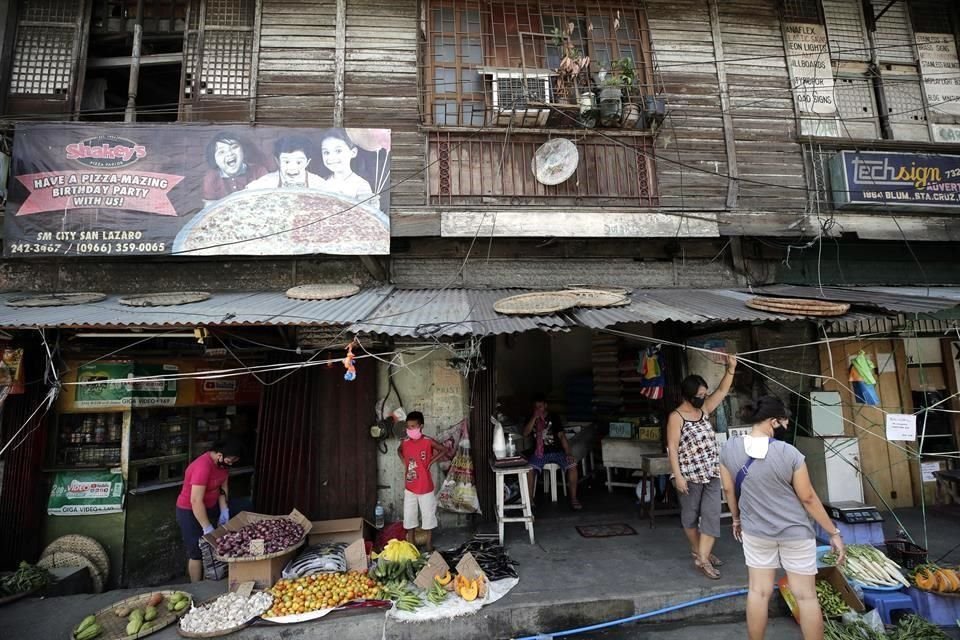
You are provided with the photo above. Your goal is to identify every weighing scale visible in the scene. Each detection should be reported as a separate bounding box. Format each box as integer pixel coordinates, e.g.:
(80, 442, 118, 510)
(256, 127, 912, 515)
(823, 501, 884, 524)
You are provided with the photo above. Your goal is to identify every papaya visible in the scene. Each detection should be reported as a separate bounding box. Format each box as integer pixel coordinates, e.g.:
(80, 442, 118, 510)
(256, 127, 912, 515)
(940, 569, 960, 592)
(436, 570, 452, 586)
(915, 568, 936, 591)
(144, 606, 157, 622)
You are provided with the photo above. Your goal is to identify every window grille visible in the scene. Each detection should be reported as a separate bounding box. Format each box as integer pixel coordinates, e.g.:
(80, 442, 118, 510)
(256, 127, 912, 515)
(183, 0, 255, 100)
(871, 0, 915, 64)
(834, 75, 880, 138)
(20, 0, 82, 24)
(9, 26, 76, 96)
(821, 0, 869, 62)
(782, 0, 821, 22)
(910, 1, 952, 34)
(884, 71, 930, 140)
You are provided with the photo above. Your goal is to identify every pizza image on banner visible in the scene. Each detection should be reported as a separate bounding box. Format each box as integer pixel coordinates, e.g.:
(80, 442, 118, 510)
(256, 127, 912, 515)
(4, 123, 391, 257)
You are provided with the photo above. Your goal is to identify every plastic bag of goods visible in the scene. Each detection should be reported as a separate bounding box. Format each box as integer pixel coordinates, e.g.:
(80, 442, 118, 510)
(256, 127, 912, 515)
(282, 542, 348, 579)
(437, 422, 482, 514)
(200, 538, 227, 581)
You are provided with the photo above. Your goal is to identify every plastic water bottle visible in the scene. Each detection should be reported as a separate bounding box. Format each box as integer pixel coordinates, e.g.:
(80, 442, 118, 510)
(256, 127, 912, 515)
(374, 500, 385, 529)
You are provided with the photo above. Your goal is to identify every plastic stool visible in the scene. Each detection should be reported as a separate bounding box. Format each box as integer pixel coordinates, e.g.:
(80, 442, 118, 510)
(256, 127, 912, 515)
(863, 590, 915, 625)
(541, 463, 567, 503)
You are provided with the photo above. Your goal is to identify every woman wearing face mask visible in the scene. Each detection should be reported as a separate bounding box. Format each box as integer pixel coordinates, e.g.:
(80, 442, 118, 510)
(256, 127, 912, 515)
(175, 438, 243, 582)
(666, 353, 737, 580)
(719, 396, 845, 640)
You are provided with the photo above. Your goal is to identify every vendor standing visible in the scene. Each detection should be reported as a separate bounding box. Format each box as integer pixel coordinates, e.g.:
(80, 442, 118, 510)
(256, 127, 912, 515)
(176, 439, 242, 582)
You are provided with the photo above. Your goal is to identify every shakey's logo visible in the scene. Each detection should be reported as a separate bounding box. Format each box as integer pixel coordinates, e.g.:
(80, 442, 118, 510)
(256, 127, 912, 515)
(65, 135, 147, 169)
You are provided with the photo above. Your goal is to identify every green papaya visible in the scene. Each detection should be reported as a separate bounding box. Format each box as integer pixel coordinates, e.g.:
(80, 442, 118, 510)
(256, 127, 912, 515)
(143, 605, 157, 622)
(74, 615, 96, 634)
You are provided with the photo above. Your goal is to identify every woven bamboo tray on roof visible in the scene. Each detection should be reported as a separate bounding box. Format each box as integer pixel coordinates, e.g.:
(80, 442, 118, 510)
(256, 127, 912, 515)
(746, 296, 850, 317)
(493, 291, 579, 316)
(72, 590, 192, 640)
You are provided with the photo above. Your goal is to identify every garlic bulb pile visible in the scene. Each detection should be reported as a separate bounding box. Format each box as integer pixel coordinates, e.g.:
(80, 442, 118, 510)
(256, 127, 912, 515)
(179, 591, 273, 633)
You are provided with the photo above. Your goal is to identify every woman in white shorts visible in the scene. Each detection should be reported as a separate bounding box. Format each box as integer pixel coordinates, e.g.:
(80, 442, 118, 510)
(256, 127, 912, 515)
(719, 396, 845, 640)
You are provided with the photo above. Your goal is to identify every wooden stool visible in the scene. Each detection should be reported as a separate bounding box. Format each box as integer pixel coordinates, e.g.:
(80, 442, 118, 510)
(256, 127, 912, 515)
(490, 462, 535, 545)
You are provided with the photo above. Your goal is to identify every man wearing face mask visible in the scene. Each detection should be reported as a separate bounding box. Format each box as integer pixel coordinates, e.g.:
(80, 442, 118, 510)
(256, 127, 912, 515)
(666, 354, 737, 580)
(175, 438, 243, 582)
(719, 396, 844, 640)
(397, 412, 445, 551)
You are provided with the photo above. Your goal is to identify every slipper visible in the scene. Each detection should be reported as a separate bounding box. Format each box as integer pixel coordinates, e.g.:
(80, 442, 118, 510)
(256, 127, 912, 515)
(696, 559, 721, 580)
(571, 500, 583, 510)
(692, 551, 723, 567)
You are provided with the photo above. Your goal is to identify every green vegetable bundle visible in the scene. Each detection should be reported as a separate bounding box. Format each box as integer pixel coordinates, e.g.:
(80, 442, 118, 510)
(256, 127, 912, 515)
(816, 579, 850, 617)
(823, 613, 951, 640)
(0, 562, 52, 596)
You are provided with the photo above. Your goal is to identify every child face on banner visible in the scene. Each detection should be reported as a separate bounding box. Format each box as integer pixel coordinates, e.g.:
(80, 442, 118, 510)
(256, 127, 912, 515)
(321, 137, 358, 177)
(213, 140, 246, 177)
(277, 150, 312, 186)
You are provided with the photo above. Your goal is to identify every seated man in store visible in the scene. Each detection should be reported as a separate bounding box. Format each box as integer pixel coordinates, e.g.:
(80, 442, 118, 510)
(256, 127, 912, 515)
(523, 394, 581, 510)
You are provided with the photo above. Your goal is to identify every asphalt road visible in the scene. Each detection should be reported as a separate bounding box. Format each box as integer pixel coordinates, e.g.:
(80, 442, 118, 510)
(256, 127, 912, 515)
(566, 618, 803, 639)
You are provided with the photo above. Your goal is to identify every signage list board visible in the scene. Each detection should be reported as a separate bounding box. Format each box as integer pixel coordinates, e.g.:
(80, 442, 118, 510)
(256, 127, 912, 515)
(830, 150, 960, 210)
(784, 23, 837, 116)
(48, 470, 125, 515)
(916, 33, 960, 117)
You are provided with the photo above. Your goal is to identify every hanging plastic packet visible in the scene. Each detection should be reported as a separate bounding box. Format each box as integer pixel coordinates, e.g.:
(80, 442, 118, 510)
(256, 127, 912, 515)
(343, 341, 357, 381)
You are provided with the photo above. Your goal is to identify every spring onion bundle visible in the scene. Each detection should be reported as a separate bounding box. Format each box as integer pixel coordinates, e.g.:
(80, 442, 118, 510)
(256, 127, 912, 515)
(822, 544, 910, 589)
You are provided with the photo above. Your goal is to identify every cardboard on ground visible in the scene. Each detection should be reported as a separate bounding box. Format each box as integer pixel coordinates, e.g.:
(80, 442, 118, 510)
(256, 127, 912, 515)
(414, 551, 450, 590)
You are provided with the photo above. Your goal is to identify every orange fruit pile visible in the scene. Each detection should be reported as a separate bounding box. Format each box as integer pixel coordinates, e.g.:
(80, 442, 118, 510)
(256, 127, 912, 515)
(264, 571, 382, 618)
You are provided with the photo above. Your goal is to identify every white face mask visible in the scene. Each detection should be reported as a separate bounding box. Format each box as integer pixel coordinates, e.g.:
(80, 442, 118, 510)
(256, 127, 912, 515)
(743, 435, 770, 459)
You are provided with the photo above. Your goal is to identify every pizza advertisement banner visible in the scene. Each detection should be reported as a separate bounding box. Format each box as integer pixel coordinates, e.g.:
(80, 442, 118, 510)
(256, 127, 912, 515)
(4, 123, 391, 257)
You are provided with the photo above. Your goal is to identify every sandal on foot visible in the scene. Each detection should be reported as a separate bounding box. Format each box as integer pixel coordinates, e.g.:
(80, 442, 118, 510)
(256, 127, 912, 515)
(691, 551, 723, 567)
(571, 500, 583, 510)
(697, 560, 721, 580)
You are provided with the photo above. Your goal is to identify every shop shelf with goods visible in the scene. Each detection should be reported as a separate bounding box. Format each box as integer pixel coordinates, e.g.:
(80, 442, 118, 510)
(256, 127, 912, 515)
(49, 412, 125, 469)
(127, 407, 192, 488)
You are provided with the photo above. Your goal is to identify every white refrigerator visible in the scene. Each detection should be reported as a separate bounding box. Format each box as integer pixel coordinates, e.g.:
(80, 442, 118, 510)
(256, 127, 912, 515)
(795, 436, 864, 504)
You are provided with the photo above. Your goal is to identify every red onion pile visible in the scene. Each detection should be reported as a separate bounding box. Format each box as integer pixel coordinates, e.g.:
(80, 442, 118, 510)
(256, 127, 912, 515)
(216, 519, 305, 558)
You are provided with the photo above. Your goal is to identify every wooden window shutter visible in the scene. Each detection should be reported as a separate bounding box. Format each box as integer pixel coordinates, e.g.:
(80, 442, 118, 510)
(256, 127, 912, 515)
(181, 0, 258, 121)
(821, 0, 869, 62)
(870, 0, 915, 64)
(7, 0, 89, 116)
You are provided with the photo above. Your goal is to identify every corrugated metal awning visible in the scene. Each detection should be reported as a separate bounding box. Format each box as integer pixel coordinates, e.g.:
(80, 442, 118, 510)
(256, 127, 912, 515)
(753, 285, 960, 314)
(0, 285, 954, 334)
(0, 288, 394, 329)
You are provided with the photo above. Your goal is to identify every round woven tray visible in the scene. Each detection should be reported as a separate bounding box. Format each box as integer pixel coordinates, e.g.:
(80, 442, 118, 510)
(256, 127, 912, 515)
(177, 592, 273, 638)
(746, 296, 850, 317)
(564, 284, 631, 295)
(285, 284, 360, 301)
(118, 292, 211, 307)
(41, 535, 110, 583)
(493, 292, 578, 316)
(566, 288, 632, 308)
(37, 551, 104, 593)
(6, 292, 106, 308)
(78, 590, 193, 640)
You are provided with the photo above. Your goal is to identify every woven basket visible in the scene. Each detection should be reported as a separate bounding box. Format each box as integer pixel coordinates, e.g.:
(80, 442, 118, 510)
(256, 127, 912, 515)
(118, 292, 211, 307)
(746, 296, 850, 317)
(208, 510, 313, 563)
(78, 590, 193, 640)
(6, 292, 106, 308)
(41, 535, 110, 583)
(177, 591, 272, 638)
(493, 292, 578, 316)
(566, 288, 632, 308)
(285, 284, 360, 301)
(37, 550, 104, 593)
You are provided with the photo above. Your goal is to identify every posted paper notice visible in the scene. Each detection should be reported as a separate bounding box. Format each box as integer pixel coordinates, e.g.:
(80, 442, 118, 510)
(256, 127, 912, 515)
(885, 413, 916, 442)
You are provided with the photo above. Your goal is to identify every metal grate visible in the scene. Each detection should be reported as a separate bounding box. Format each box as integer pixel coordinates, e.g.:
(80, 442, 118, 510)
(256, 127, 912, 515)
(885, 73, 927, 123)
(871, 0, 915, 64)
(205, 0, 255, 28)
(910, 1, 951, 34)
(9, 25, 75, 96)
(834, 75, 879, 138)
(821, 0, 869, 62)
(20, 0, 82, 23)
(781, 0, 820, 22)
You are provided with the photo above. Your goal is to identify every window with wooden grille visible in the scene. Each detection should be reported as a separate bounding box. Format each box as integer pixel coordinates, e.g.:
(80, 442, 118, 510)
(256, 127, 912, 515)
(183, 0, 256, 100)
(8, 0, 84, 106)
(785, 0, 960, 141)
(422, 0, 653, 127)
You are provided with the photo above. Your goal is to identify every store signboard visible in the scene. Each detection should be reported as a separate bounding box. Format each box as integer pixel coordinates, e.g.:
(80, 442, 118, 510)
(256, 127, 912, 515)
(48, 470, 124, 515)
(916, 33, 960, 117)
(5, 123, 391, 257)
(75, 362, 177, 407)
(783, 23, 837, 115)
(194, 375, 260, 406)
(830, 150, 960, 210)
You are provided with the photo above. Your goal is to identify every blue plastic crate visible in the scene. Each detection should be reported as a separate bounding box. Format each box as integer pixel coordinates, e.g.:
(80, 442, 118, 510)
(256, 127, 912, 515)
(815, 519, 884, 546)
(908, 587, 960, 626)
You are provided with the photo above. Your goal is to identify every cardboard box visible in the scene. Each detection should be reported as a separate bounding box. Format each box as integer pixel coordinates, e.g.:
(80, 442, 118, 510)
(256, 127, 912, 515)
(202, 509, 313, 592)
(779, 567, 864, 622)
(308, 517, 369, 573)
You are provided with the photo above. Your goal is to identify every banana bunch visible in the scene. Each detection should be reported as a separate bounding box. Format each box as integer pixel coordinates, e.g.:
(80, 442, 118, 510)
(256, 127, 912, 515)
(426, 579, 448, 605)
(381, 539, 421, 563)
(394, 591, 423, 613)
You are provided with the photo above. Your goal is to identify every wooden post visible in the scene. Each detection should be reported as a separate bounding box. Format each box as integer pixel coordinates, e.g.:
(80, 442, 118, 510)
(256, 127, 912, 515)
(708, 0, 739, 210)
(125, 0, 146, 123)
(333, 0, 347, 126)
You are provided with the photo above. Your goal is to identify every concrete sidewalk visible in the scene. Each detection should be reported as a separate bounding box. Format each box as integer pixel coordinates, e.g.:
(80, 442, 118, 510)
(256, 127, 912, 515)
(4, 500, 958, 640)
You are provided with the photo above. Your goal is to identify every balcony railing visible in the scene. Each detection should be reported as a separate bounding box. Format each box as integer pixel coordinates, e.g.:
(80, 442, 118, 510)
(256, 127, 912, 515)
(427, 131, 657, 207)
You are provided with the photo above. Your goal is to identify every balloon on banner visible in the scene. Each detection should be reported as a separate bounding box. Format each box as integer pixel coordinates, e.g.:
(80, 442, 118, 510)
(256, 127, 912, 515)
(345, 128, 391, 152)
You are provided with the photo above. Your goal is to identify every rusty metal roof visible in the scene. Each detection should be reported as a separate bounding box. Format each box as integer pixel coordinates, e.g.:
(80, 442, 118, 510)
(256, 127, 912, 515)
(0, 287, 394, 329)
(350, 288, 575, 337)
(0, 285, 951, 334)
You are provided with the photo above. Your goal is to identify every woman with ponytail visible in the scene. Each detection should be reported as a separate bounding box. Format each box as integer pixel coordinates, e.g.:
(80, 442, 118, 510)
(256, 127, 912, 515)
(719, 395, 845, 640)
(666, 353, 737, 580)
